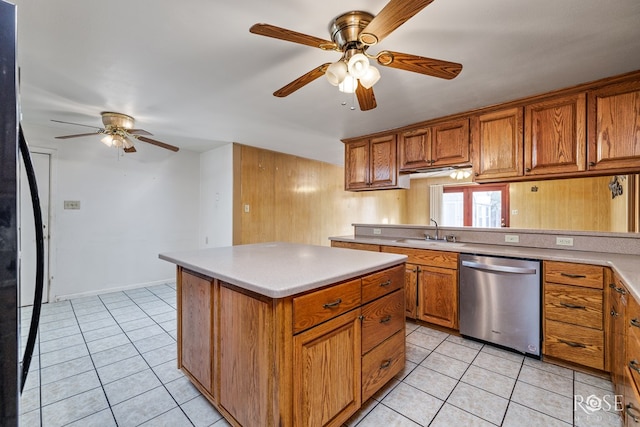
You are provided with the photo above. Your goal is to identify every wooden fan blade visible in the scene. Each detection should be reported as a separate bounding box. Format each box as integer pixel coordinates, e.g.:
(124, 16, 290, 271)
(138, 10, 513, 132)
(361, 0, 434, 45)
(356, 85, 377, 111)
(378, 51, 462, 80)
(274, 63, 331, 97)
(123, 146, 137, 153)
(55, 132, 101, 139)
(51, 119, 101, 130)
(250, 23, 337, 50)
(136, 136, 179, 152)
(128, 129, 153, 136)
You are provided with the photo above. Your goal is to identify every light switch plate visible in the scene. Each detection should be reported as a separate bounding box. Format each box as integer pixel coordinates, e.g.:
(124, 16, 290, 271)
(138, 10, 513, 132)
(556, 237, 574, 246)
(64, 200, 81, 210)
(505, 235, 519, 243)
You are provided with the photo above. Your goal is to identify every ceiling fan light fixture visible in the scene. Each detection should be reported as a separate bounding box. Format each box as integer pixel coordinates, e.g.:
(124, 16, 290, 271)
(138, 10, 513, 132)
(360, 66, 380, 89)
(101, 134, 114, 147)
(338, 74, 358, 93)
(325, 60, 348, 86)
(347, 53, 370, 78)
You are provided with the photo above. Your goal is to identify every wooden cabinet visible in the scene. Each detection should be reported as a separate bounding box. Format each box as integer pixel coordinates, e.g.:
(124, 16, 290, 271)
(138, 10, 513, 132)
(610, 273, 629, 400)
(471, 107, 524, 181)
(330, 241, 381, 252)
(178, 270, 216, 399)
(588, 78, 640, 172)
(404, 263, 418, 319)
(524, 93, 587, 176)
(177, 263, 405, 427)
(399, 118, 470, 172)
(382, 246, 459, 329)
(344, 134, 409, 191)
(542, 261, 606, 370)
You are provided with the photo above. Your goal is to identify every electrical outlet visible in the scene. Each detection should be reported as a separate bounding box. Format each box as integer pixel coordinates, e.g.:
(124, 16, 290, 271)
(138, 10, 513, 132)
(373, 228, 382, 235)
(511, 209, 518, 215)
(505, 235, 520, 243)
(64, 200, 81, 210)
(244, 204, 250, 213)
(556, 237, 574, 246)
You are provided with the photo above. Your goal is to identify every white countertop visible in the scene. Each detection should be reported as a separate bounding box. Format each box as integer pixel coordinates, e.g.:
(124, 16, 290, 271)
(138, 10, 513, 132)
(330, 235, 640, 301)
(159, 242, 407, 298)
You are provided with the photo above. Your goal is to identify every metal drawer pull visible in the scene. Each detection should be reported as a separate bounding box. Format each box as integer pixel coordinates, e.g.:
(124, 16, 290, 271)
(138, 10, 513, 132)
(379, 280, 392, 287)
(611, 309, 620, 317)
(380, 315, 392, 324)
(323, 298, 342, 309)
(559, 339, 586, 348)
(380, 359, 391, 369)
(627, 403, 640, 423)
(629, 360, 640, 374)
(609, 283, 627, 294)
(560, 272, 587, 279)
(560, 302, 586, 309)
(632, 318, 640, 328)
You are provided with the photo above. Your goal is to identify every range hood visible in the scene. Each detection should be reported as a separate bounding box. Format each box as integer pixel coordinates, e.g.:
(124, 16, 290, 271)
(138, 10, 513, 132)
(409, 165, 473, 179)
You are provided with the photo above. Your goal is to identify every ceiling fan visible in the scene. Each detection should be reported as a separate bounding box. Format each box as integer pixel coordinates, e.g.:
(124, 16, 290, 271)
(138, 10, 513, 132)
(52, 112, 179, 153)
(250, 0, 463, 111)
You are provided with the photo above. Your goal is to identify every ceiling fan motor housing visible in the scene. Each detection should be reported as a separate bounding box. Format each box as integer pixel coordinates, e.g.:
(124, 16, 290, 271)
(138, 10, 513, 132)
(101, 112, 134, 130)
(328, 11, 374, 50)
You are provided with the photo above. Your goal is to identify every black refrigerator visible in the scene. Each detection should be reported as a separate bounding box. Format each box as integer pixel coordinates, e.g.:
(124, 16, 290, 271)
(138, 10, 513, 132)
(1, 2, 45, 425)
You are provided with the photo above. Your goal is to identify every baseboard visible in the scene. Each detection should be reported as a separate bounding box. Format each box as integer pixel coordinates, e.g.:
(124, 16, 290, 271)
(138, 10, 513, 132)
(52, 278, 175, 302)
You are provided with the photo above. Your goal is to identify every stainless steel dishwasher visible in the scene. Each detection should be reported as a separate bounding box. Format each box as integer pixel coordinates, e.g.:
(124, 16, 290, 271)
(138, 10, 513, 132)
(459, 254, 541, 356)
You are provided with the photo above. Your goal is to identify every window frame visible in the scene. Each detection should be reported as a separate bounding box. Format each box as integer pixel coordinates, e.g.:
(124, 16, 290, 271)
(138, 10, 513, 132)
(443, 184, 510, 227)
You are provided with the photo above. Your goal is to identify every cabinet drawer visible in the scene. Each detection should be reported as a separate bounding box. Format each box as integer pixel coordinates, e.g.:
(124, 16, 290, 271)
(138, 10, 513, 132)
(627, 316, 640, 393)
(362, 264, 404, 304)
(362, 330, 405, 402)
(544, 319, 604, 370)
(293, 278, 361, 334)
(381, 246, 458, 269)
(544, 261, 604, 289)
(544, 283, 603, 330)
(362, 290, 404, 354)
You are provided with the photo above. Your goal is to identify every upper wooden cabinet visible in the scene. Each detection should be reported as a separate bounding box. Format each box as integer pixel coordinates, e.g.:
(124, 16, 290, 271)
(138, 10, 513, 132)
(344, 134, 409, 191)
(399, 118, 470, 172)
(524, 93, 587, 176)
(471, 107, 524, 181)
(588, 78, 640, 172)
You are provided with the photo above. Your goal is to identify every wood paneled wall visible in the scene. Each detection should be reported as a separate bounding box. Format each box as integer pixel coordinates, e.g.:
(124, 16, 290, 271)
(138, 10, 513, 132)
(509, 176, 628, 231)
(235, 144, 407, 246)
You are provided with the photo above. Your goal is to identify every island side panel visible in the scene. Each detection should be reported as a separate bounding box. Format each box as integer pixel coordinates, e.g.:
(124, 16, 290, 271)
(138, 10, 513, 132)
(218, 283, 278, 426)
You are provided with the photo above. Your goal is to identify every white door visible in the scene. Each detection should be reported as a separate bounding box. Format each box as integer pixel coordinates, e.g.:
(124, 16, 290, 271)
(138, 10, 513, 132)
(19, 151, 50, 307)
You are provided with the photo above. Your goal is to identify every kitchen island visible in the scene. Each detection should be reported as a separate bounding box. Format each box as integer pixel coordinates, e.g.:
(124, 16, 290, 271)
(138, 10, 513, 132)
(159, 242, 407, 427)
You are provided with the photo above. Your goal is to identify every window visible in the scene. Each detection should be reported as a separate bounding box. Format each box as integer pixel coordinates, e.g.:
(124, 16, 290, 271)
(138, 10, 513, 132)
(442, 184, 509, 227)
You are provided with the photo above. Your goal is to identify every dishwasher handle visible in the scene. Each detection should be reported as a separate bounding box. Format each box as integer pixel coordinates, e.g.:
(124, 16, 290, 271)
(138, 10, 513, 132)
(461, 260, 538, 275)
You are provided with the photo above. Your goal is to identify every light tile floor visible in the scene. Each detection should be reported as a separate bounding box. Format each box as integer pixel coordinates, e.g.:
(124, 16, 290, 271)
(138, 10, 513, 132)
(19, 284, 623, 427)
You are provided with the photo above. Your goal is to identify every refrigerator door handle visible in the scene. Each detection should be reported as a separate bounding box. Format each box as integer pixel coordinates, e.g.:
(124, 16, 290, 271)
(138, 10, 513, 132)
(18, 125, 45, 394)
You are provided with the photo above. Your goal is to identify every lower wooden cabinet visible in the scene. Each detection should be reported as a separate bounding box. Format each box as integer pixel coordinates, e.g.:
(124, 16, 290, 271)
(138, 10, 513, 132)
(542, 261, 606, 370)
(610, 274, 629, 399)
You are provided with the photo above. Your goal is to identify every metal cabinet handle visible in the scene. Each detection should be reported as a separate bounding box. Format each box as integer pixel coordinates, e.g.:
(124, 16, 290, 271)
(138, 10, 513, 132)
(628, 403, 640, 423)
(630, 360, 640, 374)
(380, 359, 391, 369)
(632, 318, 640, 328)
(323, 298, 342, 309)
(379, 280, 391, 287)
(611, 309, 620, 317)
(610, 283, 627, 294)
(380, 315, 392, 324)
(589, 161, 596, 167)
(559, 339, 586, 348)
(525, 167, 531, 172)
(560, 302, 586, 309)
(560, 272, 587, 279)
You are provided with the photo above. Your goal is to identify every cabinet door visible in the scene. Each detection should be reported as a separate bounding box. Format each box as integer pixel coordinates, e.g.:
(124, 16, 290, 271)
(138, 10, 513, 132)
(610, 277, 628, 398)
(588, 79, 640, 171)
(471, 107, 524, 181)
(417, 265, 458, 329)
(293, 309, 361, 427)
(524, 93, 587, 176)
(179, 270, 215, 397)
(404, 263, 418, 319)
(399, 127, 431, 171)
(431, 118, 470, 166)
(344, 139, 370, 190)
(369, 134, 398, 188)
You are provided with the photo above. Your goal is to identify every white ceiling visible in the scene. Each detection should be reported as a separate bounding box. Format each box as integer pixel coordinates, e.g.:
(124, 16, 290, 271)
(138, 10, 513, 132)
(13, 0, 640, 165)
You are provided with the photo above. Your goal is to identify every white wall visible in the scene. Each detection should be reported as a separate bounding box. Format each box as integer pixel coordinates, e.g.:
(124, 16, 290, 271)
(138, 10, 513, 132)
(35, 138, 200, 300)
(199, 144, 234, 248)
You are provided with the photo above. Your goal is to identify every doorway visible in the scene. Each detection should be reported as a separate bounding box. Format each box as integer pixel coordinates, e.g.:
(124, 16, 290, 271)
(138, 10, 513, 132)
(19, 150, 51, 307)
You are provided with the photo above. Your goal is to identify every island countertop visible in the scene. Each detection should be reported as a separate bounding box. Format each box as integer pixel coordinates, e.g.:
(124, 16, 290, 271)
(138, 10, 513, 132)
(159, 241, 407, 298)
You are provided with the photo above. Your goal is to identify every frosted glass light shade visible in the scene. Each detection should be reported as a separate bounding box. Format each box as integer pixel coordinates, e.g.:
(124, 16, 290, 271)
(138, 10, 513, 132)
(101, 134, 114, 147)
(359, 66, 380, 89)
(347, 53, 370, 78)
(338, 74, 358, 93)
(325, 61, 348, 86)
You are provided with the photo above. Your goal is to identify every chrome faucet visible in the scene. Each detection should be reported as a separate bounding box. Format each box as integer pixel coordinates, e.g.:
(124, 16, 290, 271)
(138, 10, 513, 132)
(427, 218, 439, 240)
